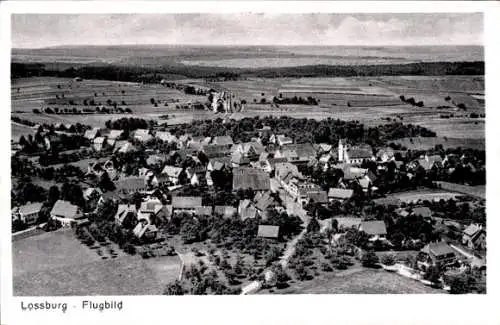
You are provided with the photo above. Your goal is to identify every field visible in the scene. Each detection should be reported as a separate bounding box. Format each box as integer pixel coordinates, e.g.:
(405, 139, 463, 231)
(12, 229, 181, 296)
(436, 182, 485, 199)
(383, 189, 462, 203)
(262, 268, 444, 294)
(11, 75, 485, 146)
(392, 137, 486, 150)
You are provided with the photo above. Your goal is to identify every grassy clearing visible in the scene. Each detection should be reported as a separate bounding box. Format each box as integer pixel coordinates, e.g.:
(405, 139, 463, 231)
(436, 182, 485, 199)
(12, 229, 181, 296)
(386, 190, 461, 203)
(272, 268, 444, 294)
(392, 136, 485, 150)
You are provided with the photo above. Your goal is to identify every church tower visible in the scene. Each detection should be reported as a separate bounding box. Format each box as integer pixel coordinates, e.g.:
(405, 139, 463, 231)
(338, 139, 344, 162)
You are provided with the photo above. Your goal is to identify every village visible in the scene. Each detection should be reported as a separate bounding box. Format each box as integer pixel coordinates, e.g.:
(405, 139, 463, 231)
(11, 107, 486, 295)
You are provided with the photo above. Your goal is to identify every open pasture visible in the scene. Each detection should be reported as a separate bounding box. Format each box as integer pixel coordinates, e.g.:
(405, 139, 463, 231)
(392, 136, 485, 150)
(386, 189, 462, 203)
(12, 229, 182, 296)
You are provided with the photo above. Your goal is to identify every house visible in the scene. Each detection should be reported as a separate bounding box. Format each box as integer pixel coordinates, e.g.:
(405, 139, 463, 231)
(133, 221, 158, 241)
(412, 206, 433, 218)
(156, 131, 178, 143)
(269, 134, 293, 146)
(395, 208, 410, 218)
(50, 200, 80, 226)
(14, 202, 43, 226)
(232, 142, 265, 161)
(297, 184, 324, 205)
(133, 129, 153, 142)
(161, 165, 184, 185)
(376, 147, 396, 162)
(115, 141, 137, 154)
(211, 135, 234, 148)
(254, 191, 278, 212)
(304, 190, 328, 205)
(251, 159, 273, 174)
(138, 199, 169, 225)
(232, 167, 271, 192)
(114, 204, 138, 228)
(341, 166, 368, 181)
(328, 188, 354, 201)
(201, 144, 232, 159)
(338, 139, 374, 164)
(419, 242, 457, 267)
(257, 225, 280, 239)
(107, 129, 123, 141)
(418, 155, 443, 171)
(172, 196, 202, 214)
(359, 220, 387, 241)
(315, 143, 333, 155)
(84, 127, 100, 140)
(335, 217, 362, 231)
(207, 157, 230, 172)
(240, 205, 258, 220)
(115, 176, 148, 195)
(231, 152, 251, 167)
(214, 206, 237, 219)
(276, 143, 316, 164)
(275, 162, 306, 198)
(83, 187, 103, 205)
(93, 136, 107, 151)
(462, 224, 486, 250)
(238, 199, 252, 214)
(146, 154, 167, 167)
(194, 206, 213, 216)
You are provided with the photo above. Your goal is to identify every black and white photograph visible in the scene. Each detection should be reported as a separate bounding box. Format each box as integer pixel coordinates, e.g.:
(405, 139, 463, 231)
(7, 10, 489, 297)
(3, 3, 500, 324)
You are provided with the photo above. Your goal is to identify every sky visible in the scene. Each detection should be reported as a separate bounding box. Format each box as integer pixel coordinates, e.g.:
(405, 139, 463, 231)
(11, 13, 483, 48)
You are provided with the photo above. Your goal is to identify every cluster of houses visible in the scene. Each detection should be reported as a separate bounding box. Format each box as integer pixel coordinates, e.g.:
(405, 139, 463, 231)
(13, 125, 486, 259)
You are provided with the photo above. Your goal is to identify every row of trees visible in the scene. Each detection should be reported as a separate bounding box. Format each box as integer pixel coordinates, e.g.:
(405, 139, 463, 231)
(104, 117, 156, 131)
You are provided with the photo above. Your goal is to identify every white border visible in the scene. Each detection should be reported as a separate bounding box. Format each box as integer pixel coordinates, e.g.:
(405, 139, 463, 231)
(1, 2, 499, 325)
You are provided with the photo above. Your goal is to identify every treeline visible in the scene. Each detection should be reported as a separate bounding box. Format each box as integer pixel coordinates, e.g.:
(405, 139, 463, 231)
(11, 116, 36, 127)
(11, 61, 484, 81)
(272, 95, 319, 105)
(173, 116, 436, 148)
(105, 117, 157, 131)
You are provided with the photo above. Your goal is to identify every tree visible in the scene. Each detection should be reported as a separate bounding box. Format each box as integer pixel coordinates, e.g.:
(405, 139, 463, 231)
(307, 217, 320, 233)
(361, 251, 379, 268)
(447, 275, 470, 294)
(47, 185, 60, 204)
(380, 253, 396, 266)
(164, 281, 185, 295)
(99, 172, 116, 192)
(424, 264, 442, 284)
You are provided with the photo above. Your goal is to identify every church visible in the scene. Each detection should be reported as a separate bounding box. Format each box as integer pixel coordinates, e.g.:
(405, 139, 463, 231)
(338, 139, 374, 164)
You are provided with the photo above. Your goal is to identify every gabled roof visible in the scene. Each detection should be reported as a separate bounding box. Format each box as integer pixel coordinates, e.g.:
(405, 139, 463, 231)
(93, 136, 106, 144)
(117, 142, 137, 153)
(257, 225, 280, 238)
(422, 242, 455, 258)
(161, 165, 183, 178)
(214, 206, 237, 218)
(238, 199, 252, 212)
(463, 224, 484, 237)
(281, 143, 316, 159)
(342, 166, 368, 180)
(254, 192, 277, 211)
(231, 152, 250, 165)
(146, 154, 167, 166)
(347, 145, 373, 159)
(240, 206, 258, 220)
(307, 191, 328, 203)
(51, 200, 78, 219)
(212, 135, 234, 146)
(418, 155, 443, 171)
(18, 202, 43, 215)
(202, 144, 231, 158)
(412, 206, 432, 218)
(156, 131, 178, 143)
(328, 188, 354, 200)
(133, 222, 158, 239)
(335, 217, 362, 229)
(172, 196, 202, 209)
(359, 220, 387, 236)
(84, 128, 99, 139)
(115, 204, 137, 223)
(107, 129, 123, 140)
(194, 206, 213, 216)
(115, 177, 146, 192)
(233, 167, 271, 191)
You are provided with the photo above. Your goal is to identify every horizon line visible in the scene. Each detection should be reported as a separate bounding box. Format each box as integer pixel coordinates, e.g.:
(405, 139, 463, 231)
(12, 43, 484, 50)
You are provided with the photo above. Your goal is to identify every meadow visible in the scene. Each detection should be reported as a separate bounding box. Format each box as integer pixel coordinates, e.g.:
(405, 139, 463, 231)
(12, 229, 181, 296)
(11, 75, 485, 146)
